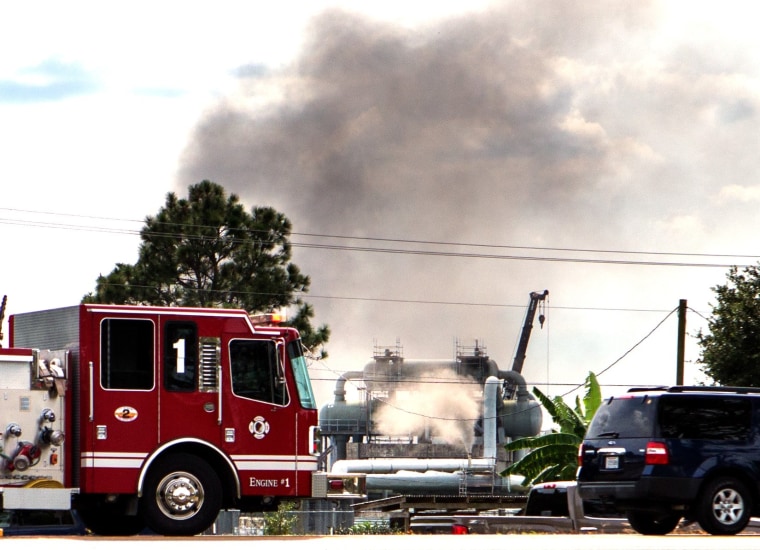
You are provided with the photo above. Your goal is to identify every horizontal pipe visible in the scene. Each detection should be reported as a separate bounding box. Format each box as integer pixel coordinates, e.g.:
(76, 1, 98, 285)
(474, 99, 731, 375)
(331, 457, 495, 475)
(364, 471, 527, 493)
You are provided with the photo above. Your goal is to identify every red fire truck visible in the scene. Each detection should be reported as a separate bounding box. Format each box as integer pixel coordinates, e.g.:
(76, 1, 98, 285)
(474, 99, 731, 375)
(0, 304, 364, 536)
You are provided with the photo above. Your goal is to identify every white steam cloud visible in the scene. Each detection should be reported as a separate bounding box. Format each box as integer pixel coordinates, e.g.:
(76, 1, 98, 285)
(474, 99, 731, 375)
(371, 369, 480, 451)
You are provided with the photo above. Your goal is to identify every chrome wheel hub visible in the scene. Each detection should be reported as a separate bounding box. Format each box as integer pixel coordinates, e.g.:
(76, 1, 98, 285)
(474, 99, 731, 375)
(156, 472, 204, 519)
(712, 488, 744, 525)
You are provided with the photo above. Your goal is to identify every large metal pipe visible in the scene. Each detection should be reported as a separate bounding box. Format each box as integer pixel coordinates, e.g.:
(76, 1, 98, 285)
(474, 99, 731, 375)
(495, 368, 531, 399)
(331, 457, 495, 475)
(333, 371, 365, 403)
(484, 376, 499, 460)
(363, 471, 527, 494)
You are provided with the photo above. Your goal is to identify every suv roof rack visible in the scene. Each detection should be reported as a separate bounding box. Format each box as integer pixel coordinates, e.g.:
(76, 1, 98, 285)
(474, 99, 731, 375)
(666, 385, 760, 395)
(627, 386, 669, 393)
(627, 385, 760, 395)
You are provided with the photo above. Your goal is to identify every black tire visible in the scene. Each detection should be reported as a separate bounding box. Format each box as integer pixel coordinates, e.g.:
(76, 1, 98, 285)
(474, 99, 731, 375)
(697, 477, 752, 535)
(141, 453, 223, 536)
(78, 496, 146, 536)
(626, 511, 681, 535)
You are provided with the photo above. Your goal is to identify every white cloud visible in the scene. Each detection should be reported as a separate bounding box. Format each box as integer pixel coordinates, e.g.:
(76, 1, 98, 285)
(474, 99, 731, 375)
(718, 184, 760, 203)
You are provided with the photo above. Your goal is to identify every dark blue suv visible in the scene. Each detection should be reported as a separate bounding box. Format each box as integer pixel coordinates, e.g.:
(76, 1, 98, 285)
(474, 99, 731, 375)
(577, 386, 760, 535)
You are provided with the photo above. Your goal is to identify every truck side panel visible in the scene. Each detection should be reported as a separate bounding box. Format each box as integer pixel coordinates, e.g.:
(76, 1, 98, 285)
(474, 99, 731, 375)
(10, 305, 80, 350)
(10, 305, 81, 489)
(0, 348, 71, 499)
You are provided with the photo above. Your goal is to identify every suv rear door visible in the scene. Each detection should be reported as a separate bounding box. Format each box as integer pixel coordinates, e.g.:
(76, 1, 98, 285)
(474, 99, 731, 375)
(580, 391, 757, 486)
(578, 393, 657, 483)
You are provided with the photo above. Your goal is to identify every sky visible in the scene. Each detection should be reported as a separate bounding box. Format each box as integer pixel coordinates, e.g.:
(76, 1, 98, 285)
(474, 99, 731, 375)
(3, 1, 760, 408)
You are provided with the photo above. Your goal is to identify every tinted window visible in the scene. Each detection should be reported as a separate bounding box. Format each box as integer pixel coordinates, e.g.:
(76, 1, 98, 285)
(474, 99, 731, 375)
(658, 396, 752, 441)
(230, 339, 288, 405)
(524, 488, 570, 516)
(289, 340, 316, 409)
(164, 322, 198, 391)
(100, 318, 154, 390)
(587, 396, 656, 438)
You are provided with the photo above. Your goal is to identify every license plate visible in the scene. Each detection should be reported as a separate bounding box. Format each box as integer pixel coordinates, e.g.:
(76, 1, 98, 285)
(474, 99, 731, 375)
(604, 455, 620, 469)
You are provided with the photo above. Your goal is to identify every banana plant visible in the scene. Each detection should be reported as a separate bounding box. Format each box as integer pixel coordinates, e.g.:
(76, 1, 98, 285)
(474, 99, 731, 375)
(501, 371, 601, 486)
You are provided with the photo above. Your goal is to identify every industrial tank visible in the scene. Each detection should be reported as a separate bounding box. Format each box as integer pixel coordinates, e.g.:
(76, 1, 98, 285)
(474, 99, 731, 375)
(318, 343, 543, 467)
(318, 290, 549, 499)
(500, 397, 542, 438)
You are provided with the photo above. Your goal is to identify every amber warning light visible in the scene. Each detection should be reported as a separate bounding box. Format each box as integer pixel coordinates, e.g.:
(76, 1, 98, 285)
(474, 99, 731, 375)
(250, 313, 284, 326)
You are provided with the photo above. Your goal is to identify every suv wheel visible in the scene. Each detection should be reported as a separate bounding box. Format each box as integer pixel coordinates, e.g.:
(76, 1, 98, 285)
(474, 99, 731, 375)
(626, 511, 681, 535)
(697, 477, 752, 535)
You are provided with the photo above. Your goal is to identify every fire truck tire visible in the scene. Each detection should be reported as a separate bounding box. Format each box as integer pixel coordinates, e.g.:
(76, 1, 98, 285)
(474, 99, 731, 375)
(142, 453, 223, 536)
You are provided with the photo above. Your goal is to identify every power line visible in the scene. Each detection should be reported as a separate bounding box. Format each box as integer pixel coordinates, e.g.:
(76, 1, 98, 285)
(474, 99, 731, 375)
(0, 208, 715, 422)
(1, 207, 758, 268)
(292, 242, 752, 268)
(307, 307, 678, 422)
(555, 307, 679, 401)
(305, 374, 677, 388)
(688, 306, 711, 322)
(294, 231, 760, 261)
(73, 280, 676, 313)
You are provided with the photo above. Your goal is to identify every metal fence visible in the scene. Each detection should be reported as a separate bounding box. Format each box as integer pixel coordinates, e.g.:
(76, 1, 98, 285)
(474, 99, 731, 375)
(208, 504, 357, 536)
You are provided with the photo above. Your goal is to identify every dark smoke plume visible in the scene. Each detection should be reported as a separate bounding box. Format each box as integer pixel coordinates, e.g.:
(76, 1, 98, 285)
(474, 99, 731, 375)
(177, 2, 758, 400)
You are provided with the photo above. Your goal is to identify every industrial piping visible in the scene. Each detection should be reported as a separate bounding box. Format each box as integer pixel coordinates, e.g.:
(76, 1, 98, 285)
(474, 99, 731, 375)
(331, 376, 500, 475)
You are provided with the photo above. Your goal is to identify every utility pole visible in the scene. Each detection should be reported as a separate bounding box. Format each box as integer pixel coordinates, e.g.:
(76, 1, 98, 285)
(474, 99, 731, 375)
(676, 299, 687, 385)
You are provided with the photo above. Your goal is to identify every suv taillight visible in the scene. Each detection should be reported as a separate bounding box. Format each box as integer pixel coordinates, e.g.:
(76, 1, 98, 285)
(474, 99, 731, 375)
(578, 443, 584, 466)
(645, 441, 669, 465)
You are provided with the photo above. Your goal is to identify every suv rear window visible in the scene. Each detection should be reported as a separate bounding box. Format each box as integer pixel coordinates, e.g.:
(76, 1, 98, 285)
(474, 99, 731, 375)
(587, 395, 656, 438)
(524, 487, 570, 516)
(658, 395, 751, 441)
(587, 393, 753, 442)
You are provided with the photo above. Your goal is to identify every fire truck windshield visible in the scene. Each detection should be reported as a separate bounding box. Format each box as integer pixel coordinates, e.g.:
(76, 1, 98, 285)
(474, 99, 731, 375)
(288, 340, 317, 410)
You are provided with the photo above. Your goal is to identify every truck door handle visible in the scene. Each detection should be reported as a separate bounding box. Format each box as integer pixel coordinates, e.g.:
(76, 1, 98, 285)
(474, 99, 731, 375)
(89, 361, 94, 421)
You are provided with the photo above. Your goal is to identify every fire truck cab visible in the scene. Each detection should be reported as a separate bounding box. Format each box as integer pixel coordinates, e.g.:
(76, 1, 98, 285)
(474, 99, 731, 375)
(1, 304, 363, 536)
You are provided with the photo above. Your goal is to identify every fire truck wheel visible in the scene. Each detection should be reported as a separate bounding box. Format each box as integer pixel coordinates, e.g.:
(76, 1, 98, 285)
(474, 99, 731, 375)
(142, 453, 223, 536)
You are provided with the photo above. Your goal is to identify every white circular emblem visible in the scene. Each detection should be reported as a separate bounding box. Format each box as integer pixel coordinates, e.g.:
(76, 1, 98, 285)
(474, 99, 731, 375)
(115, 406, 138, 422)
(249, 416, 270, 439)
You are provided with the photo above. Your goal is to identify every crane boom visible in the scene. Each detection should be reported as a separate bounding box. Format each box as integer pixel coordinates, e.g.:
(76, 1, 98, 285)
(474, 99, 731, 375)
(511, 290, 548, 374)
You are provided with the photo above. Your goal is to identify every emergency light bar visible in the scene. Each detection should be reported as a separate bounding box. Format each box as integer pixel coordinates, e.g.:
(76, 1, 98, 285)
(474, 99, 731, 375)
(250, 313, 284, 326)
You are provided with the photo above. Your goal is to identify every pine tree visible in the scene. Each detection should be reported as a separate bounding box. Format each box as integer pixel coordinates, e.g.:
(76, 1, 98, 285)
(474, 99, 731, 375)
(83, 180, 329, 354)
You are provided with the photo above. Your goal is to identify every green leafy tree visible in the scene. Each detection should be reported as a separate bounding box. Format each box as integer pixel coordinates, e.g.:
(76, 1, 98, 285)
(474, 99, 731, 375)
(501, 372, 601, 486)
(263, 501, 299, 535)
(83, 180, 329, 354)
(697, 264, 760, 386)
